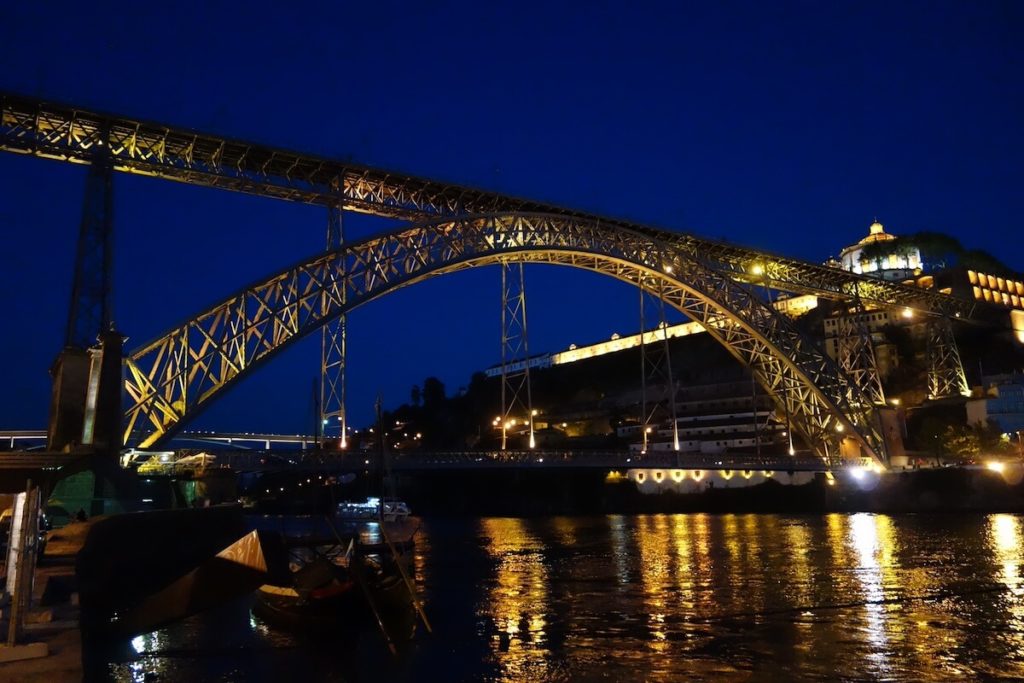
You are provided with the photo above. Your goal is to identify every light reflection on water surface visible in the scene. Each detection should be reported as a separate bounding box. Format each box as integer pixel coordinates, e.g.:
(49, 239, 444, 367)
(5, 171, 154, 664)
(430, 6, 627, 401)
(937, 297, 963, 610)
(111, 514, 1024, 682)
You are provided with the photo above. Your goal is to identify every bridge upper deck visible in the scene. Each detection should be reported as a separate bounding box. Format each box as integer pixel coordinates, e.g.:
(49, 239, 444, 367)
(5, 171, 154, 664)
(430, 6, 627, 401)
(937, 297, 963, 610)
(0, 91, 976, 318)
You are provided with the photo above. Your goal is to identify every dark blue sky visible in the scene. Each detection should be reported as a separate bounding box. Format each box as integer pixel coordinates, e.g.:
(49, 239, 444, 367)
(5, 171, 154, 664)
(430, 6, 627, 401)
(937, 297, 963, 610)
(1, 1, 1021, 433)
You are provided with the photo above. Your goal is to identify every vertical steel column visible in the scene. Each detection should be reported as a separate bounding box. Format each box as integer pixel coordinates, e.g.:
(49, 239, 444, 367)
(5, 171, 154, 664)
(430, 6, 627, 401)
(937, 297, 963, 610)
(639, 280, 679, 455)
(320, 205, 346, 447)
(500, 260, 535, 450)
(926, 317, 969, 399)
(66, 152, 114, 349)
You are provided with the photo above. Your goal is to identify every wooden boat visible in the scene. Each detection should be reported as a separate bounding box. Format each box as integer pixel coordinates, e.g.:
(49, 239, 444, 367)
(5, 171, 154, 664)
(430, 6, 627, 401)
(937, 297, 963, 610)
(251, 530, 416, 633)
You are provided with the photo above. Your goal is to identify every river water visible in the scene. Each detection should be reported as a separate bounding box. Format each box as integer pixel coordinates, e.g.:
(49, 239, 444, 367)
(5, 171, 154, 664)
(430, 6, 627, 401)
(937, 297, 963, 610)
(107, 513, 1024, 681)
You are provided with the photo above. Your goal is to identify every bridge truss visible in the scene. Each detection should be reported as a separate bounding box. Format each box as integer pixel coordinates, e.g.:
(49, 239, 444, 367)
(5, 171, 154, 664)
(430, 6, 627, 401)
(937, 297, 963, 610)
(0, 92, 983, 466)
(121, 214, 886, 466)
(0, 92, 977, 318)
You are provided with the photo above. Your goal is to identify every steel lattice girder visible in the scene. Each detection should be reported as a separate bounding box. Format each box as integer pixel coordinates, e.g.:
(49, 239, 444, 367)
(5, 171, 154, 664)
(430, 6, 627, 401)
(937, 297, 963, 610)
(122, 213, 886, 465)
(834, 311, 886, 407)
(926, 318, 970, 399)
(0, 92, 975, 319)
(320, 205, 345, 439)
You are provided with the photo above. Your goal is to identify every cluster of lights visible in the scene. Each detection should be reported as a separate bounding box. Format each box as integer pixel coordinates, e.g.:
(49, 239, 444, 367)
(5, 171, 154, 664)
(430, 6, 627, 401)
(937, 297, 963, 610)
(848, 462, 886, 480)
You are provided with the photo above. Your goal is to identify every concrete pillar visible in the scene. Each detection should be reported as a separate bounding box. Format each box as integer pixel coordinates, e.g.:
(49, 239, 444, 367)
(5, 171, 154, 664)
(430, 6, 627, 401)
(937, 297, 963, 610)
(47, 348, 91, 452)
(90, 328, 125, 456)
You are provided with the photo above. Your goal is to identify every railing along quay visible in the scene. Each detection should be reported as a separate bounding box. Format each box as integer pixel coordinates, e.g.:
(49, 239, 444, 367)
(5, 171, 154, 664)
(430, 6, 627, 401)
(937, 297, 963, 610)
(182, 450, 828, 473)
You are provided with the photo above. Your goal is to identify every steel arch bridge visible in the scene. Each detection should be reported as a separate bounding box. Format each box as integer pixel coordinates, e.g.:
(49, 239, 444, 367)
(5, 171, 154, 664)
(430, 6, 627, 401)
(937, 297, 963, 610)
(123, 212, 887, 465)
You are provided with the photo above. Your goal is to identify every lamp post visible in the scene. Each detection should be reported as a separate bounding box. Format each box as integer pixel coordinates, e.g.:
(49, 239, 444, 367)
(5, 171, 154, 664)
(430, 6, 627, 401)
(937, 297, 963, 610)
(891, 398, 907, 439)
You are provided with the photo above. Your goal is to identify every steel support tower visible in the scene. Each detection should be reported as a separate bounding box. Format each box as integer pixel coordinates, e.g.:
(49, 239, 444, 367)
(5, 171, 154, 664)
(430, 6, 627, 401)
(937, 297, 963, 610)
(639, 281, 680, 454)
(48, 150, 122, 453)
(926, 317, 969, 399)
(499, 260, 535, 450)
(320, 204, 346, 446)
(834, 295, 886, 408)
(67, 154, 114, 349)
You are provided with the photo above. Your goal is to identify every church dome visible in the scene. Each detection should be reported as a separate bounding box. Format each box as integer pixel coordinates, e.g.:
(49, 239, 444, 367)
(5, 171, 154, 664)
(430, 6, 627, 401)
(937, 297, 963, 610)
(837, 219, 923, 280)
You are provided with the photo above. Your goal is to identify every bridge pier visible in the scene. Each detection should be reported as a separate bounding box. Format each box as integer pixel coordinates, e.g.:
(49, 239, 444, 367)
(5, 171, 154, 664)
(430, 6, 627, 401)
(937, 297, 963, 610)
(47, 329, 124, 455)
(46, 149, 123, 457)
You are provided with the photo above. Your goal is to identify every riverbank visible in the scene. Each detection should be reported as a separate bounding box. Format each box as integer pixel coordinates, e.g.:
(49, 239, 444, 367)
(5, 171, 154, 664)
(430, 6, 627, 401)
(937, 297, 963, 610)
(0, 519, 91, 682)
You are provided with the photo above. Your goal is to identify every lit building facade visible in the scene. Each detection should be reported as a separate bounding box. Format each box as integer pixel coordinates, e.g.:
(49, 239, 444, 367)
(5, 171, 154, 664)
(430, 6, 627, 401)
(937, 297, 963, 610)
(547, 295, 818, 367)
(966, 373, 1024, 435)
(839, 220, 922, 281)
(823, 308, 911, 381)
(617, 380, 788, 454)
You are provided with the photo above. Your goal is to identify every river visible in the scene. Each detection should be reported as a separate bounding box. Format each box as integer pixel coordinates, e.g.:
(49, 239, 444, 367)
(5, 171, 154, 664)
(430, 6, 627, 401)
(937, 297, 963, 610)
(107, 513, 1024, 681)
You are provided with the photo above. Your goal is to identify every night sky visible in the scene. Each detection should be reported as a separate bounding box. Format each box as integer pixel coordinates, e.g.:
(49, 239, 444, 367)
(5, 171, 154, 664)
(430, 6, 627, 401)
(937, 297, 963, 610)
(1, 2, 1021, 434)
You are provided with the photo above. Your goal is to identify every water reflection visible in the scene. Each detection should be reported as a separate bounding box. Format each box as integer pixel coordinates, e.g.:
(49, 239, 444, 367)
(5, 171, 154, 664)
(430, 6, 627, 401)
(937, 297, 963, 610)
(475, 514, 1024, 681)
(479, 518, 551, 680)
(989, 514, 1024, 668)
(847, 513, 893, 676)
(109, 513, 1024, 682)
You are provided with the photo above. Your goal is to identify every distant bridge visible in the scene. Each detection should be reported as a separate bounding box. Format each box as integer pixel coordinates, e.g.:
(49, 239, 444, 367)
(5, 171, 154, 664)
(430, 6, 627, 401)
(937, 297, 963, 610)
(0, 429, 321, 450)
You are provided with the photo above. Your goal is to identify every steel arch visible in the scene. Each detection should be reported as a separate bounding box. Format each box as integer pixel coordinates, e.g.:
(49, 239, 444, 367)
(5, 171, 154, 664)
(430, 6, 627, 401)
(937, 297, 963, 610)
(123, 213, 887, 465)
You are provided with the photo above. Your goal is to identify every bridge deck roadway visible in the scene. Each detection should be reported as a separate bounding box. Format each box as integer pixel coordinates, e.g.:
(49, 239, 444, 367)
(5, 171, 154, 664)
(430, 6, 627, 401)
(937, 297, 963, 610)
(0, 91, 981, 318)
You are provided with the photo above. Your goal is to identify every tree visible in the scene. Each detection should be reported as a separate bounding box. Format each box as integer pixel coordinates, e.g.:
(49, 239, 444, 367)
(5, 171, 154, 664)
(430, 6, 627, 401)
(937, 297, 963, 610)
(422, 377, 445, 408)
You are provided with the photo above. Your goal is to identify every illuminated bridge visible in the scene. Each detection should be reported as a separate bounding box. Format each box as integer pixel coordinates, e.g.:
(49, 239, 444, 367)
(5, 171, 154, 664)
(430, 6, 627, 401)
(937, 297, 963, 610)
(0, 92, 992, 470)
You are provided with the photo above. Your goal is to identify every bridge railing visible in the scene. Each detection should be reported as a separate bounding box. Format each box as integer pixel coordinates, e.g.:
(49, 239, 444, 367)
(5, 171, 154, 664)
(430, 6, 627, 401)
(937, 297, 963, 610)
(145, 448, 826, 472)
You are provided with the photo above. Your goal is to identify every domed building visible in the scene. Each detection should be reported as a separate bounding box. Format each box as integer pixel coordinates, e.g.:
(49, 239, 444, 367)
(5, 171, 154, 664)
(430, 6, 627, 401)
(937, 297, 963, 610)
(839, 220, 923, 281)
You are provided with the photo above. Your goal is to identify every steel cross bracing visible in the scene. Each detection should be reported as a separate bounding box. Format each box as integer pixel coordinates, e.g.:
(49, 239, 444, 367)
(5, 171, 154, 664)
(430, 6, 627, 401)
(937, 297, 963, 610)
(0, 92, 978, 319)
(926, 318, 970, 399)
(499, 261, 535, 450)
(67, 153, 114, 348)
(121, 213, 886, 468)
(638, 282, 680, 454)
(320, 203, 346, 444)
(833, 291, 886, 408)
(834, 312, 886, 407)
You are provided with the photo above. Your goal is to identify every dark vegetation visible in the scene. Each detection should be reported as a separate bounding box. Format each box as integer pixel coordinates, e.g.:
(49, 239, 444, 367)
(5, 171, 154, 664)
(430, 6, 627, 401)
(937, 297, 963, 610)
(859, 231, 1017, 276)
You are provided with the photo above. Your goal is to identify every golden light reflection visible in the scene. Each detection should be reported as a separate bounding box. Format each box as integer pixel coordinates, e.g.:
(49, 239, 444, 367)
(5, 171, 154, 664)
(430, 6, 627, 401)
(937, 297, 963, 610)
(848, 514, 899, 676)
(635, 515, 671, 652)
(480, 518, 550, 679)
(990, 514, 1024, 600)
